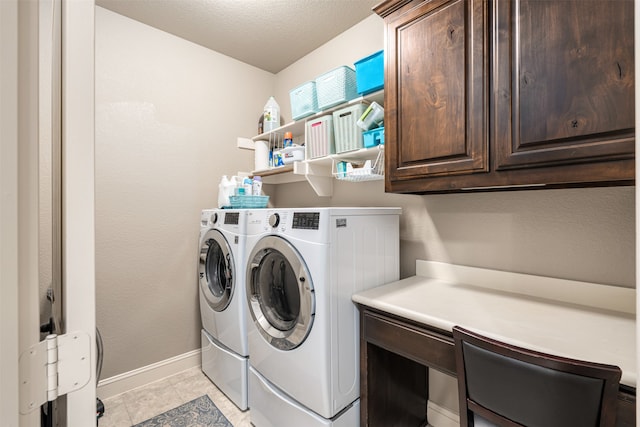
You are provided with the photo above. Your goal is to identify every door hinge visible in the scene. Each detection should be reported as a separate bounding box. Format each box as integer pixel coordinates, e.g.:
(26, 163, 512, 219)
(18, 331, 91, 414)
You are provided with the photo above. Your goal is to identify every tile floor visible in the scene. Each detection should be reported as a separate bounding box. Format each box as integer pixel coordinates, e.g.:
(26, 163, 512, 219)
(98, 367, 251, 427)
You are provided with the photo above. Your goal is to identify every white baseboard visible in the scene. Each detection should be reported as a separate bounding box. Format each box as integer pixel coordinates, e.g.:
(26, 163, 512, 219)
(427, 401, 459, 427)
(97, 349, 201, 400)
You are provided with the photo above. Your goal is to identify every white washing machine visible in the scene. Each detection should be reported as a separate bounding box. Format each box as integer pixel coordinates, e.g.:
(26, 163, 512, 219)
(198, 208, 248, 410)
(244, 207, 400, 427)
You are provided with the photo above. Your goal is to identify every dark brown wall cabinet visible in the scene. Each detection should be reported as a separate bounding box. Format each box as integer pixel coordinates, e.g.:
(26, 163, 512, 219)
(375, 0, 635, 194)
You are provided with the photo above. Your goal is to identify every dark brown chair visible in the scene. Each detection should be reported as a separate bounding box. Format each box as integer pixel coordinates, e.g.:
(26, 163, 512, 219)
(453, 326, 622, 427)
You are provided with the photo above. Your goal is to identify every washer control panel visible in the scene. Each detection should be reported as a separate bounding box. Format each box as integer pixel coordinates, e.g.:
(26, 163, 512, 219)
(292, 212, 320, 230)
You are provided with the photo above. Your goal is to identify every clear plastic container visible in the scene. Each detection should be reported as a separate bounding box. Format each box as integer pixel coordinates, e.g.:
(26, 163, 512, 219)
(356, 102, 384, 131)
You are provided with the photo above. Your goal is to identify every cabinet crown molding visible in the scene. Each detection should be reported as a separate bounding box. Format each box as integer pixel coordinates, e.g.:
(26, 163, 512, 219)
(373, 0, 417, 17)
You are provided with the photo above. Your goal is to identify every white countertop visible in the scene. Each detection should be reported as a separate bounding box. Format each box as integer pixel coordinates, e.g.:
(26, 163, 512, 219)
(352, 261, 637, 388)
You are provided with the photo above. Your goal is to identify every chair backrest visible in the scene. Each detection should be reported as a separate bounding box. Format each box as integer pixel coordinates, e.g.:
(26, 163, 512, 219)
(452, 326, 621, 427)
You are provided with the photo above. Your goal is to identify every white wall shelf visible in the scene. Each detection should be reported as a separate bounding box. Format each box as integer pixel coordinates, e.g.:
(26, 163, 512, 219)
(244, 90, 384, 145)
(253, 145, 384, 196)
(252, 165, 305, 184)
(242, 90, 385, 196)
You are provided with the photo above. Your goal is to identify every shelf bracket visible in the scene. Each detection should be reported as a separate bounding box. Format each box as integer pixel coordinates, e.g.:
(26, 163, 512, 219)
(236, 137, 254, 150)
(293, 162, 333, 197)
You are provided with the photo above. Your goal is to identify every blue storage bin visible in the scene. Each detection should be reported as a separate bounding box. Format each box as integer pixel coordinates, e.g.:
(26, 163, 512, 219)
(229, 195, 269, 209)
(315, 66, 359, 110)
(363, 127, 384, 148)
(289, 81, 319, 121)
(354, 50, 384, 95)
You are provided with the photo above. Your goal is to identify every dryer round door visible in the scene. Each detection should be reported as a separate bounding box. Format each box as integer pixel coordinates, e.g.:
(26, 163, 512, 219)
(199, 229, 234, 312)
(246, 235, 315, 351)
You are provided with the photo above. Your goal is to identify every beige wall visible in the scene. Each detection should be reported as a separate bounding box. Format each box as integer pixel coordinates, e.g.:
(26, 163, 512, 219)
(95, 7, 272, 379)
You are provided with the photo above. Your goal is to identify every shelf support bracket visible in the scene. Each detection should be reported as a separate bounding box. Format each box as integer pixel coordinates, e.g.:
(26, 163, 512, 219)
(294, 162, 333, 197)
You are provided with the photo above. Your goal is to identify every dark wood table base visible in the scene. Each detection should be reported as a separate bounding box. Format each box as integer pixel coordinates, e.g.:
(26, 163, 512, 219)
(359, 306, 636, 427)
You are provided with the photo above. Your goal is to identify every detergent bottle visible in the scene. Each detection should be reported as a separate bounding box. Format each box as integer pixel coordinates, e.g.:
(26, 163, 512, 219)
(218, 175, 231, 208)
(263, 97, 280, 132)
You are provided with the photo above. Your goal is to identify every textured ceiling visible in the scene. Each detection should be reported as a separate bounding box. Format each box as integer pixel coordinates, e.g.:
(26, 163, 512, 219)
(95, 0, 380, 73)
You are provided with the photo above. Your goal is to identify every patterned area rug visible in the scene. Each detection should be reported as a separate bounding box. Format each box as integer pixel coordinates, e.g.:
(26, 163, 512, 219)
(133, 395, 232, 427)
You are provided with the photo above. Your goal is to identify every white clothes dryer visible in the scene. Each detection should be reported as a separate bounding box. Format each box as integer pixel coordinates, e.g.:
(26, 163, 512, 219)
(198, 208, 248, 410)
(244, 207, 400, 427)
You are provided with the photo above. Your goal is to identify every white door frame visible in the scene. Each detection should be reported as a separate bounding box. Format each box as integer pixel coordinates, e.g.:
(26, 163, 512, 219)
(1, 2, 41, 425)
(62, 0, 96, 425)
(0, 0, 96, 425)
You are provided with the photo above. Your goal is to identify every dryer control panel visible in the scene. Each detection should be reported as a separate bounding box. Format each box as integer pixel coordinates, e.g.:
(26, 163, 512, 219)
(224, 212, 239, 225)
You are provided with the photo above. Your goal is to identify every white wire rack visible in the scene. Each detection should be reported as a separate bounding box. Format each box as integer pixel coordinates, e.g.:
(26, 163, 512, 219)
(332, 148, 384, 182)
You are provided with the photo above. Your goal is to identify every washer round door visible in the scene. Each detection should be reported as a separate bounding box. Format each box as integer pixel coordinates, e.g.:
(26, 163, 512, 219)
(199, 229, 234, 312)
(246, 235, 315, 351)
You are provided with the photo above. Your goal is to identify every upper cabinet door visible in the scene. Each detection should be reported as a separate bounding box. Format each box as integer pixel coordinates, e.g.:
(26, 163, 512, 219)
(376, 0, 634, 193)
(383, 0, 488, 189)
(493, 0, 635, 170)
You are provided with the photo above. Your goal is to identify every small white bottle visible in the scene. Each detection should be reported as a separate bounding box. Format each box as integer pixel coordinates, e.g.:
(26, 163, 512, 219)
(252, 176, 262, 195)
(263, 97, 280, 132)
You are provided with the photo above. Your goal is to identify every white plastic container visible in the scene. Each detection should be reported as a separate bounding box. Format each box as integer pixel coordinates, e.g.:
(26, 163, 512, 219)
(218, 175, 235, 208)
(305, 115, 334, 159)
(280, 145, 305, 164)
(263, 97, 280, 133)
(333, 103, 367, 153)
(252, 176, 263, 195)
(356, 102, 384, 131)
